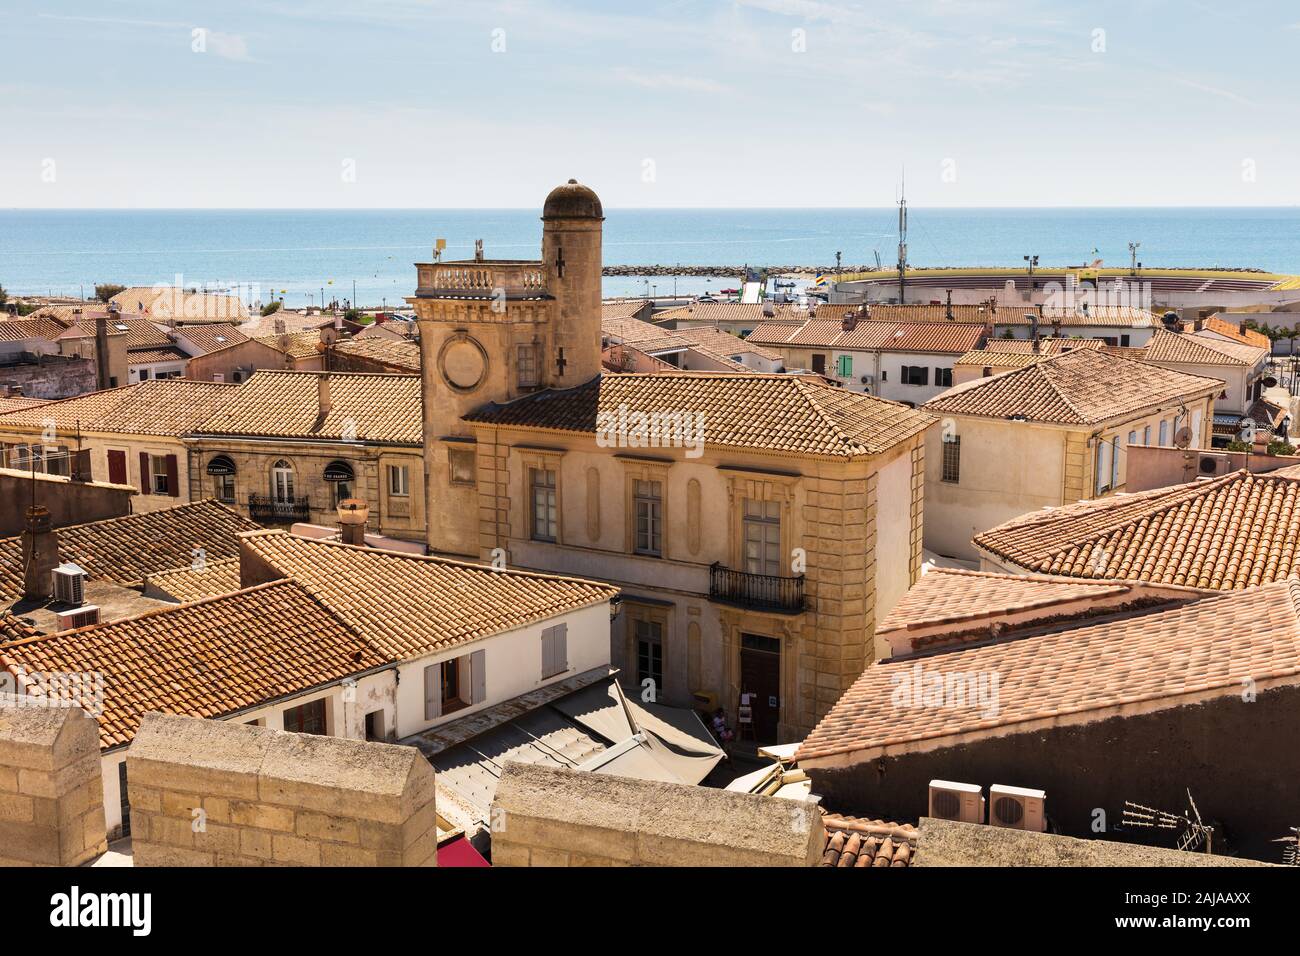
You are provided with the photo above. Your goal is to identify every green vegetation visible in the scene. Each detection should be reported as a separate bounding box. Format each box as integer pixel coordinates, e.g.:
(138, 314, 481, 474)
(0, 284, 7, 307)
(260, 300, 282, 317)
(1267, 440, 1296, 457)
(94, 283, 126, 302)
(343, 308, 362, 322)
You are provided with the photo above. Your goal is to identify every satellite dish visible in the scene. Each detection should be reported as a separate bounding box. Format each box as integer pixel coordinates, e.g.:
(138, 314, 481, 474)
(1174, 426, 1193, 449)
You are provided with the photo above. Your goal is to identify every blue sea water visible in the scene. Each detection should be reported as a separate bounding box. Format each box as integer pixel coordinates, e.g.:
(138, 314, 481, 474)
(1, 207, 1297, 307)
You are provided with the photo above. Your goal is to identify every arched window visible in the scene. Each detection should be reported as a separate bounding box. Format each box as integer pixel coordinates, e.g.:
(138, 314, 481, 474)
(206, 454, 237, 504)
(271, 460, 295, 503)
(323, 460, 355, 507)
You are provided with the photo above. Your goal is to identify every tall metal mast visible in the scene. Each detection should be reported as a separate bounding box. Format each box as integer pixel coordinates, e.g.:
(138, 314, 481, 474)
(897, 174, 908, 303)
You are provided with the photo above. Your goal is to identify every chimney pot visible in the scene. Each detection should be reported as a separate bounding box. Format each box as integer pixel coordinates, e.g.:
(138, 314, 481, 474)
(317, 375, 332, 415)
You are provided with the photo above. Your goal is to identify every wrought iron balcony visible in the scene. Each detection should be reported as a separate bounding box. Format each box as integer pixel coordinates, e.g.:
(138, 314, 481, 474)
(708, 563, 805, 614)
(248, 494, 311, 525)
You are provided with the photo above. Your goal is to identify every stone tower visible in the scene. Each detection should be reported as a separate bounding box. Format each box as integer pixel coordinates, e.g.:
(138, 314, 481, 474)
(540, 179, 604, 386)
(411, 178, 604, 557)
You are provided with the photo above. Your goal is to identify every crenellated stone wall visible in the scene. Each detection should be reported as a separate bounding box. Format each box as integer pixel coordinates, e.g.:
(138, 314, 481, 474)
(126, 713, 438, 867)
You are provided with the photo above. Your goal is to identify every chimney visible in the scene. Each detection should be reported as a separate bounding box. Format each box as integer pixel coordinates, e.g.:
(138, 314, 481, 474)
(841, 309, 858, 332)
(94, 317, 111, 390)
(1027, 313, 1040, 351)
(336, 498, 369, 547)
(21, 506, 59, 601)
(945, 289, 954, 321)
(317, 375, 332, 416)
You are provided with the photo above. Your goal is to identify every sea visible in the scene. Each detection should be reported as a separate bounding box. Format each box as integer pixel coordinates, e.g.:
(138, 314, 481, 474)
(2, 207, 1298, 308)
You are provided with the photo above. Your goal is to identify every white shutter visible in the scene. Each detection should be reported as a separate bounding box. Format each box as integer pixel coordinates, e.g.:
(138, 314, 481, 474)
(423, 663, 441, 721)
(470, 650, 486, 704)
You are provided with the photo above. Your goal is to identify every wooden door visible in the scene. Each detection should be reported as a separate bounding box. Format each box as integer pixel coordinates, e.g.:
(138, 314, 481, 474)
(740, 634, 781, 743)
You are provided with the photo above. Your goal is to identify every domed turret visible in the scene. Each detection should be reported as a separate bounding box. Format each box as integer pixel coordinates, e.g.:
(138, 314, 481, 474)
(542, 179, 604, 221)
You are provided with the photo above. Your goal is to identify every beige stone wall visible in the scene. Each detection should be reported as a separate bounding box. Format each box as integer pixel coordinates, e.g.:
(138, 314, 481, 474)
(491, 762, 822, 867)
(126, 713, 437, 867)
(185, 339, 295, 382)
(0, 703, 107, 866)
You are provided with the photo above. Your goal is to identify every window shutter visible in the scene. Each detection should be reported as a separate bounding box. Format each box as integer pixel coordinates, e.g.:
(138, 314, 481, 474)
(554, 622, 567, 674)
(423, 663, 441, 721)
(541, 627, 555, 678)
(470, 649, 486, 704)
(165, 454, 180, 497)
(138, 452, 150, 494)
(107, 450, 127, 485)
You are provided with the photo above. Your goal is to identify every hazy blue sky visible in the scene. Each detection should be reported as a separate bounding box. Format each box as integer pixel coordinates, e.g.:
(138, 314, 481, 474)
(3, 0, 1297, 208)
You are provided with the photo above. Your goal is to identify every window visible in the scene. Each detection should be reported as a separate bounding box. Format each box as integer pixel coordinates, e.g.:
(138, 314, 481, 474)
(387, 464, 410, 497)
(936, 367, 953, 388)
(271, 460, 295, 502)
(282, 698, 327, 735)
(633, 479, 663, 556)
(743, 498, 782, 576)
(449, 447, 476, 486)
(1143, 425, 1151, 446)
(423, 650, 485, 721)
(942, 435, 961, 483)
(137, 369, 150, 382)
(541, 623, 568, 679)
(881, 369, 888, 382)
(216, 473, 236, 504)
(902, 365, 929, 386)
(1127, 430, 1137, 448)
(836, 354, 853, 378)
(149, 455, 170, 495)
(1095, 438, 1113, 495)
(811, 354, 826, 374)
(1158, 420, 1169, 446)
(1120, 334, 1131, 347)
(636, 618, 663, 696)
(517, 344, 540, 389)
(530, 467, 558, 542)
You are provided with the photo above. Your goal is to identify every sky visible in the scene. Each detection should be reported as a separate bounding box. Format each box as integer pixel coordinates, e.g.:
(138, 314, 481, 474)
(2, 0, 1298, 208)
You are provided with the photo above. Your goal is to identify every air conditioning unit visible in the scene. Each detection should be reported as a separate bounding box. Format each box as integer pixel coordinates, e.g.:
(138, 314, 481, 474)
(860, 373, 875, 386)
(55, 605, 99, 631)
(1197, 452, 1231, 477)
(928, 780, 985, 824)
(51, 563, 87, 606)
(988, 784, 1047, 831)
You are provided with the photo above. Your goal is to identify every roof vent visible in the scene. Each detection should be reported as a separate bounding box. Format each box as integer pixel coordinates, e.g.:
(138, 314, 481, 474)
(55, 605, 99, 631)
(928, 780, 984, 824)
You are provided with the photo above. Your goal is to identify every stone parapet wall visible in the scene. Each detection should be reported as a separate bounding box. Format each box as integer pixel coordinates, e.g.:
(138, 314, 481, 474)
(126, 713, 437, 867)
(0, 703, 107, 866)
(491, 761, 822, 867)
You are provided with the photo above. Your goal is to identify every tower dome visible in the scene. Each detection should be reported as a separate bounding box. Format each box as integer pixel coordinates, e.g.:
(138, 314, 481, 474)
(542, 179, 604, 221)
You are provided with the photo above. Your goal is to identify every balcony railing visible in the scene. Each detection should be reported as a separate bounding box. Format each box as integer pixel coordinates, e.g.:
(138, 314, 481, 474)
(708, 563, 805, 614)
(415, 261, 547, 298)
(248, 494, 311, 525)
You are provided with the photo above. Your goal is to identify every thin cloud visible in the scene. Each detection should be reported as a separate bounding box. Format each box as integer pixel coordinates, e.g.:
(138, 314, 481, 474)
(614, 69, 730, 95)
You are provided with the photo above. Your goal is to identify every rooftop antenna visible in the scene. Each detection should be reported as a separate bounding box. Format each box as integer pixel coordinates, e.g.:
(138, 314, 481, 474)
(1128, 241, 1141, 277)
(897, 171, 908, 304)
(1271, 826, 1300, 866)
(1120, 788, 1212, 854)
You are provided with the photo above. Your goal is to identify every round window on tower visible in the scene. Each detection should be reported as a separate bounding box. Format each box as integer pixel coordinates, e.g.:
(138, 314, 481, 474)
(437, 332, 489, 392)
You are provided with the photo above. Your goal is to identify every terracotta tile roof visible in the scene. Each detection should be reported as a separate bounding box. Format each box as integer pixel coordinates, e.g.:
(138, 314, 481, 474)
(240, 531, 620, 660)
(173, 324, 249, 355)
(238, 312, 332, 337)
(109, 287, 248, 322)
(796, 578, 1300, 763)
(0, 396, 48, 414)
(253, 331, 324, 360)
(0, 612, 40, 643)
(126, 346, 189, 364)
(0, 317, 70, 342)
(974, 469, 1300, 590)
(0, 580, 385, 750)
(952, 349, 1048, 370)
(464, 372, 937, 459)
(601, 300, 650, 321)
(675, 325, 783, 362)
(145, 557, 242, 603)
(1142, 328, 1267, 366)
(0, 500, 258, 602)
(980, 337, 1104, 354)
(330, 337, 421, 373)
(1203, 316, 1271, 349)
(192, 370, 421, 444)
(653, 302, 803, 325)
(0, 379, 238, 437)
(878, 568, 1133, 635)
(741, 320, 807, 345)
(749, 317, 985, 354)
(601, 318, 694, 353)
(923, 348, 1222, 426)
(822, 816, 917, 867)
